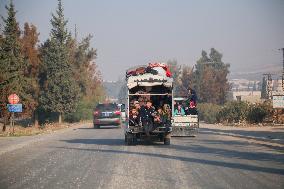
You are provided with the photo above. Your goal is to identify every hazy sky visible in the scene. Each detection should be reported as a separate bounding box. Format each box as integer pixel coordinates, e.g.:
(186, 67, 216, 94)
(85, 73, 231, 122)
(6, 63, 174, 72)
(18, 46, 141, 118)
(1, 0, 284, 81)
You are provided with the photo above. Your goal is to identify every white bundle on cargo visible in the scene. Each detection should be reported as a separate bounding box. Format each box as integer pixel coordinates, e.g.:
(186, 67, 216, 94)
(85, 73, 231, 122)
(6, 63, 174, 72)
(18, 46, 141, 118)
(127, 73, 173, 89)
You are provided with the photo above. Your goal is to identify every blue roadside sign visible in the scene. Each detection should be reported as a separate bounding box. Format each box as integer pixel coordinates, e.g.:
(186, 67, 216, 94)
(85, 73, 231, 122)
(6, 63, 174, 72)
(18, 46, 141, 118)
(7, 104, 22, 113)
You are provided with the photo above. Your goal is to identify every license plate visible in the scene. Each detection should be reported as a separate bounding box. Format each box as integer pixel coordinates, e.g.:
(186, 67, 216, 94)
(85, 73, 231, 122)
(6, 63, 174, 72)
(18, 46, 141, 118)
(102, 112, 111, 117)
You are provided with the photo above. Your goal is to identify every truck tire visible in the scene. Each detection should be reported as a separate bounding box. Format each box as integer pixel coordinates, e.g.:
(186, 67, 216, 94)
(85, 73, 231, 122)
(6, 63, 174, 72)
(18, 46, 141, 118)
(126, 133, 136, 146)
(164, 138, 170, 145)
(164, 133, 171, 145)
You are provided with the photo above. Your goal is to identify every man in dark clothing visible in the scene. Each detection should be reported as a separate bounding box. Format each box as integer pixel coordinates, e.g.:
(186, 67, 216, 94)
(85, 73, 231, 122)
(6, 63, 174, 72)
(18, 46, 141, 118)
(188, 88, 197, 104)
(185, 88, 198, 115)
(139, 100, 156, 136)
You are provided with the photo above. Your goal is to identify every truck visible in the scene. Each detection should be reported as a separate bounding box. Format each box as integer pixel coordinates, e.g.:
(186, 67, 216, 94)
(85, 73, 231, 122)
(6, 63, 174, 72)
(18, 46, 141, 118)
(171, 97, 199, 136)
(124, 63, 173, 145)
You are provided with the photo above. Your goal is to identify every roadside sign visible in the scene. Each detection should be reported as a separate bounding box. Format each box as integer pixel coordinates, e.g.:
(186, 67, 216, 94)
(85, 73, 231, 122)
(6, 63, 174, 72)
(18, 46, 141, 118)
(272, 95, 284, 109)
(7, 104, 22, 112)
(8, 94, 20, 104)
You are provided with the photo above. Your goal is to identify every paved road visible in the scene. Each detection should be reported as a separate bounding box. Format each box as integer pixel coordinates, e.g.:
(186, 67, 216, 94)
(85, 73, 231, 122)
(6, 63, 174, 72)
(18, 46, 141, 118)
(0, 124, 283, 189)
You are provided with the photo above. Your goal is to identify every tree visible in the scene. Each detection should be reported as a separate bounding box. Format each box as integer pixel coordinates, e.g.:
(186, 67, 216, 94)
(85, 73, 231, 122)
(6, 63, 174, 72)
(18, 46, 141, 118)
(20, 23, 41, 126)
(261, 76, 268, 99)
(39, 0, 80, 123)
(167, 59, 181, 95)
(64, 33, 105, 122)
(179, 65, 193, 96)
(0, 1, 26, 130)
(70, 34, 100, 97)
(118, 80, 127, 104)
(193, 48, 230, 104)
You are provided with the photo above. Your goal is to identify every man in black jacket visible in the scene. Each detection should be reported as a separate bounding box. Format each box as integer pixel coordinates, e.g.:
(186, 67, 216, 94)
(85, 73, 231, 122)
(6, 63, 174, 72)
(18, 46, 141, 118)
(185, 88, 198, 115)
(139, 100, 156, 136)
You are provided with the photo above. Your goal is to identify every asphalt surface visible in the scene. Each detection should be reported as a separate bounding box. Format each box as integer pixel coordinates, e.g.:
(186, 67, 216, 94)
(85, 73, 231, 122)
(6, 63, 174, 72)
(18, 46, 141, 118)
(0, 124, 283, 189)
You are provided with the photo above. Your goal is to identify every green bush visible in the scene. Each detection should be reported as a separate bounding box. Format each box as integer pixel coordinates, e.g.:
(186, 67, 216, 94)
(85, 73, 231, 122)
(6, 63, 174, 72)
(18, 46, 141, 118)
(64, 98, 98, 123)
(197, 103, 222, 124)
(217, 101, 249, 123)
(198, 101, 271, 124)
(247, 103, 269, 123)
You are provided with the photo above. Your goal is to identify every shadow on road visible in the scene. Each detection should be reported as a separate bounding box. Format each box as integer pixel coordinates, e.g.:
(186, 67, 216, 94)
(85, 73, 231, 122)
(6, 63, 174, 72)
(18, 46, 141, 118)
(200, 127, 284, 146)
(61, 138, 168, 146)
(61, 138, 125, 146)
(168, 143, 284, 164)
(56, 146, 284, 175)
(200, 138, 284, 152)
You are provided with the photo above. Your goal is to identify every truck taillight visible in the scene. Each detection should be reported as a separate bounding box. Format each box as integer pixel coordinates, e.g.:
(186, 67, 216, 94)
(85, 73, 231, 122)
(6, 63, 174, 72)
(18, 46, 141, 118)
(94, 111, 99, 116)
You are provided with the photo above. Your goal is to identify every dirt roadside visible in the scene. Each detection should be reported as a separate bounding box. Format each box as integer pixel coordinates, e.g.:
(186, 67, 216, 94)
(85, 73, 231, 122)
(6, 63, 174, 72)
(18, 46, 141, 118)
(200, 123, 284, 150)
(0, 122, 90, 156)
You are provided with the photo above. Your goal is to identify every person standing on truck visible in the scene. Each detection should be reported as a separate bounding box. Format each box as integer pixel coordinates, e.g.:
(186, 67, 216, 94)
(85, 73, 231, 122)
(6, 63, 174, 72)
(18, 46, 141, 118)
(139, 100, 155, 136)
(185, 88, 198, 115)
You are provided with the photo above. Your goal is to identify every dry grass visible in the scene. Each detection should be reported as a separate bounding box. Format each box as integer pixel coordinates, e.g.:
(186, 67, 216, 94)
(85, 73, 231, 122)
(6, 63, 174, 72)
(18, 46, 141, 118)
(0, 123, 75, 137)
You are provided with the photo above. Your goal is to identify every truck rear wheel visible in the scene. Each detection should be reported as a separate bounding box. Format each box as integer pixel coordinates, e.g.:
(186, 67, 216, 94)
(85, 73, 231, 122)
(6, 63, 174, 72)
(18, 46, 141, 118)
(164, 133, 171, 145)
(164, 138, 170, 145)
(126, 133, 137, 146)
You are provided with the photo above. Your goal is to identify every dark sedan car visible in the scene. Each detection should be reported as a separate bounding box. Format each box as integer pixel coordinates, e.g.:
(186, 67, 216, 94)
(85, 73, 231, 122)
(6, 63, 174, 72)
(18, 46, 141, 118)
(93, 103, 121, 128)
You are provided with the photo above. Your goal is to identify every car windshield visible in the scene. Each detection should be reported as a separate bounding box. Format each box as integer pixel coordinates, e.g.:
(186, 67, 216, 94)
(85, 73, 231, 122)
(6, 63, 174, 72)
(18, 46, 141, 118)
(95, 104, 118, 111)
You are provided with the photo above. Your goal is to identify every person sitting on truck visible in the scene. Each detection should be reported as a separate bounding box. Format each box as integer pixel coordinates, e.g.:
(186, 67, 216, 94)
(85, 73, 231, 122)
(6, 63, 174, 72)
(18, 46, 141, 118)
(133, 100, 140, 108)
(139, 100, 156, 136)
(129, 108, 139, 126)
(174, 104, 185, 116)
(153, 107, 163, 123)
(162, 104, 171, 121)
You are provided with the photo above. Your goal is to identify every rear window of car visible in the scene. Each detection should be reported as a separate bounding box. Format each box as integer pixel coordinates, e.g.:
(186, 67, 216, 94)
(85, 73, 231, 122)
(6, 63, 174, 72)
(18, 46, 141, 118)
(95, 104, 118, 111)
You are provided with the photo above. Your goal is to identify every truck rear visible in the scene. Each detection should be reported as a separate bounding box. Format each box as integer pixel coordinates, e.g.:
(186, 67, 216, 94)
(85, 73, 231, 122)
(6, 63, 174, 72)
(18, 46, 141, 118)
(171, 97, 199, 136)
(124, 63, 173, 145)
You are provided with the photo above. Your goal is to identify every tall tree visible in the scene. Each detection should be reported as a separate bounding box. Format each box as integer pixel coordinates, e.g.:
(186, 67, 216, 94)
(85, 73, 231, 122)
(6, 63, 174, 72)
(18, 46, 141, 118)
(193, 48, 230, 104)
(68, 33, 104, 100)
(20, 23, 41, 126)
(261, 76, 268, 99)
(167, 59, 181, 95)
(64, 33, 105, 121)
(39, 0, 80, 123)
(0, 1, 26, 130)
(179, 65, 193, 96)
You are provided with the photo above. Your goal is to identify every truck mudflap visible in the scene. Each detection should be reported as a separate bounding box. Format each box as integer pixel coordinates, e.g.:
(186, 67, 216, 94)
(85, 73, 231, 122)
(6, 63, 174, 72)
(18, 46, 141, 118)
(171, 123, 199, 137)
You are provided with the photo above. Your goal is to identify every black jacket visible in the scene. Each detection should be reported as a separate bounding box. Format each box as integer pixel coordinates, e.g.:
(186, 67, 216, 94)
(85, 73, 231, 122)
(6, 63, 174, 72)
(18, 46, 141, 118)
(139, 106, 155, 122)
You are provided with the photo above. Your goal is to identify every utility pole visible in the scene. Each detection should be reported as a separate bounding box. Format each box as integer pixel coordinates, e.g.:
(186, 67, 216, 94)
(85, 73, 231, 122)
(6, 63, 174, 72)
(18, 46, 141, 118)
(263, 73, 273, 99)
(280, 48, 284, 92)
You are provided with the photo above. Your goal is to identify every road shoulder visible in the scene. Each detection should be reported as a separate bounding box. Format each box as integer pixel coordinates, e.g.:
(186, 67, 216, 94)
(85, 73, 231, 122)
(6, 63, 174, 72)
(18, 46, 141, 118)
(0, 123, 88, 156)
